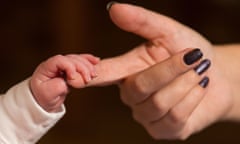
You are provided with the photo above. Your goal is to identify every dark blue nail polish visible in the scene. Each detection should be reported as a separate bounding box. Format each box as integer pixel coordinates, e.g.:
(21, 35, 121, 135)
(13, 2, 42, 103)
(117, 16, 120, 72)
(183, 49, 203, 65)
(194, 59, 211, 75)
(199, 76, 209, 88)
(106, 1, 118, 11)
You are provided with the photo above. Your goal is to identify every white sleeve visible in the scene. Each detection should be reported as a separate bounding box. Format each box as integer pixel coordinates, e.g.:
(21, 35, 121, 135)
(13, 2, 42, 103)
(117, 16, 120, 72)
(0, 78, 66, 144)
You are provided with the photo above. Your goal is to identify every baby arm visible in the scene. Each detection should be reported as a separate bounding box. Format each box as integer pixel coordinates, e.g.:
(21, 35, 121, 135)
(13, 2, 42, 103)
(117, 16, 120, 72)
(30, 54, 100, 113)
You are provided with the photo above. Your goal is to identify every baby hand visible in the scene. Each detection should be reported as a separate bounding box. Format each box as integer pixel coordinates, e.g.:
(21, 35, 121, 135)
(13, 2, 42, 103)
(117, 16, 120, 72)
(30, 54, 100, 112)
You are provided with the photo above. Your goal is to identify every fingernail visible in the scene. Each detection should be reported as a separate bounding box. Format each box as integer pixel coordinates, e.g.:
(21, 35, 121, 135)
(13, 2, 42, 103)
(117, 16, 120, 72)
(85, 76, 92, 83)
(91, 69, 98, 78)
(194, 59, 211, 75)
(183, 49, 203, 65)
(106, 1, 118, 11)
(199, 76, 209, 88)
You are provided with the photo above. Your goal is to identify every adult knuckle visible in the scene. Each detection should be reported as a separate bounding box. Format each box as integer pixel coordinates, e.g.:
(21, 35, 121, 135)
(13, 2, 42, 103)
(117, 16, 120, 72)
(133, 74, 149, 96)
(168, 108, 187, 125)
(152, 97, 168, 116)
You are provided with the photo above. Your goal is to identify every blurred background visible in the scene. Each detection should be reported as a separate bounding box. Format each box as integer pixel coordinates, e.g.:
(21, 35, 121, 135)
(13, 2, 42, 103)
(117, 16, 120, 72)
(1, 0, 240, 143)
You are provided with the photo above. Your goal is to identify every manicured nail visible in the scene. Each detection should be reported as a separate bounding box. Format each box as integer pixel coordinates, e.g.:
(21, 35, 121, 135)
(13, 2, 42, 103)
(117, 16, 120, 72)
(183, 49, 203, 65)
(199, 76, 209, 88)
(106, 1, 118, 11)
(194, 59, 211, 75)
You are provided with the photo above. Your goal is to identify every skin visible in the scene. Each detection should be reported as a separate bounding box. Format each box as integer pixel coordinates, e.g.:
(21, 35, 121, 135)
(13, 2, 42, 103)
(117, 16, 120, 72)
(87, 3, 239, 140)
(29, 2, 240, 141)
(30, 54, 99, 113)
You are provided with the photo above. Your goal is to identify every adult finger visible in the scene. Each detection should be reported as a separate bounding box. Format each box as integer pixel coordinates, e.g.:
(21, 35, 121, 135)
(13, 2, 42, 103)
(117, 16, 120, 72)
(87, 44, 155, 86)
(133, 70, 210, 124)
(144, 77, 209, 140)
(119, 48, 203, 106)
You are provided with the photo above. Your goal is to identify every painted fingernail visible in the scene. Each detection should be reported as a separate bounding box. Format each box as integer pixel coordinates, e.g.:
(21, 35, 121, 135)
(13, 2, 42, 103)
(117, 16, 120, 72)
(199, 76, 209, 88)
(106, 1, 118, 11)
(183, 49, 203, 65)
(194, 59, 211, 75)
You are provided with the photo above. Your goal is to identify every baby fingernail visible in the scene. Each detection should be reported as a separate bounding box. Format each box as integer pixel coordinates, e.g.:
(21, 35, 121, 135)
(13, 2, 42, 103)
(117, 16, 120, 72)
(106, 1, 118, 11)
(194, 59, 211, 75)
(184, 48, 203, 65)
(199, 76, 209, 88)
(91, 71, 98, 78)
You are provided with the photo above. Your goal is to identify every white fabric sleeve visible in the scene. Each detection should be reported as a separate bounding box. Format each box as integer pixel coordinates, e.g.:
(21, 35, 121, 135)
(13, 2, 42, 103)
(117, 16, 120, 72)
(0, 78, 66, 144)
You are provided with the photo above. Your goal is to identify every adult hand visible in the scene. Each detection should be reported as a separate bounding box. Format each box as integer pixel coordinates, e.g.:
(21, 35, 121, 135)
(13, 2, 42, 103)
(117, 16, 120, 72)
(88, 2, 233, 140)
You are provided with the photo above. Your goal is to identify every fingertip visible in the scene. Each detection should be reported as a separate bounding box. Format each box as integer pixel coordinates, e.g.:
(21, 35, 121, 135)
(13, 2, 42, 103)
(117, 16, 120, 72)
(92, 56, 101, 64)
(199, 76, 209, 88)
(108, 2, 143, 32)
(183, 48, 203, 65)
(82, 72, 93, 84)
(91, 68, 98, 78)
(67, 79, 85, 89)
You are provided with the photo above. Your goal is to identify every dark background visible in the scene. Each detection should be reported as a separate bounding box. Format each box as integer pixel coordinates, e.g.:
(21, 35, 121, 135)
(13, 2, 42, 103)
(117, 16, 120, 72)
(1, 0, 240, 143)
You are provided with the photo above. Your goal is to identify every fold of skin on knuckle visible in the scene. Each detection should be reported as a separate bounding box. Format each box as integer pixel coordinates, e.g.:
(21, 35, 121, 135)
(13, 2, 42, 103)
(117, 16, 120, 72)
(145, 40, 171, 63)
(130, 74, 151, 104)
(132, 98, 167, 124)
(151, 95, 169, 120)
(167, 108, 188, 127)
(119, 79, 141, 107)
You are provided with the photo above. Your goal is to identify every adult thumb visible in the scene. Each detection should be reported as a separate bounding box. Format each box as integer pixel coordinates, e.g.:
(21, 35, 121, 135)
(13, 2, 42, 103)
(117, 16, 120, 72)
(108, 2, 182, 42)
(107, 2, 212, 56)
